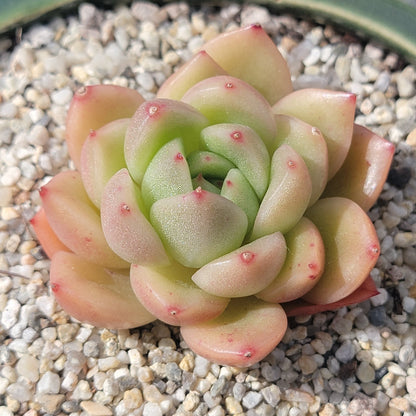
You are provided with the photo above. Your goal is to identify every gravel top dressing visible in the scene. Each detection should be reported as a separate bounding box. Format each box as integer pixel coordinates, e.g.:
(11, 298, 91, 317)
(0, 2, 416, 415)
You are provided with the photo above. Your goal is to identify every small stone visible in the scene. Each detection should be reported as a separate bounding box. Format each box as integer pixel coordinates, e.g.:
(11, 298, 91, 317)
(1, 167, 21, 186)
(37, 394, 65, 414)
(123, 388, 143, 409)
(242, 391, 262, 409)
(143, 402, 163, 416)
(225, 396, 243, 414)
(16, 355, 39, 382)
(80, 400, 112, 416)
(356, 362, 376, 383)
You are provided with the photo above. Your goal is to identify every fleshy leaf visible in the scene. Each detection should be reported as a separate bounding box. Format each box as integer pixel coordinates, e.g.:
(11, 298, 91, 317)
(100, 169, 170, 266)
(192, 232, 286, 298)
(257, 217, 325, 303)
(284, 276, 378, 317)
(142, 138, 193, 208)
(305, 197, 380, 304)
(150, 188, 248, 268)
(180, 297, 287, 367)
(40, 171, 128, 269)
(272, 88, 356, 179)
(182, 75, 277, 153)
(157, 50, 228, 100)
(187, 150, 235, 179)
(130, 261, 229, 326)
(200, 123, 270, 199)
(251, 144, 312, 240)
(220, 169, 259, 232)
(50, 251, 155, 329)
(274, 114, 328, 206)
(202, 24, 293, 105)
(80, 118, 128, 208)
(192, 174, 221, 194)
(323, 124, 395, 211)
(125, 99, 208, 185)
(30, 208, 71, 259)
(66, 85, 144, 169)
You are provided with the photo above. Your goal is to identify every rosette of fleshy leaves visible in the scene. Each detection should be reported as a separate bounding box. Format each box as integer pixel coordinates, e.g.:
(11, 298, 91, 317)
(31, 25, 394, 367)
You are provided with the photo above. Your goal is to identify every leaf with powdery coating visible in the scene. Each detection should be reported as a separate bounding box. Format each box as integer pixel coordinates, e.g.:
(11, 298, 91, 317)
(142, 138, 193, 208)
(80, 118, 128, 208)
(274, 114, 328, 206)
(202, 24, 293, 105)
(201, 123, 270, 199)
(150, 188, 248, 268)
(323, 124, 395, 212)
(180, 297, 287, 367)
(50, 251, 155, 329)
(305, 197, 380, 305)
(221, 169, 259, 232)
(101, 169, 170, 267)
(40, 171, 128, 269)
(273, 88, 356, 179)
(257, 217, 324, 303)
(187, 150, 235, 179)
(125, 99, 208, 185)
(30, 208, 71, 259)
(130, 261, 229, 326)
(157, 50, 227, 100)
(182, 76, 277, 154)
(66, 85, 144, 169)
(251, 144, 312, 240)
(192, 232, 286, 298)
(284, 276, 378, 317)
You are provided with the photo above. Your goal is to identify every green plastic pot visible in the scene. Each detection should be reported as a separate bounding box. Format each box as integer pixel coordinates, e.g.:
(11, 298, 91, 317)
(0, 0, 416, 62)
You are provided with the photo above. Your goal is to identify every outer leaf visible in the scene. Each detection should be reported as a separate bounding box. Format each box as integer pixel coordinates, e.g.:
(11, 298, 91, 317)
(130, 262, 229, 326)
(181, 297, 287, 367)
(192, 232, 287, 298)
(40, 171, 128, 269)
(80, 118, 128, 208)
(100, 169, 170, 266)
(124, 99, 208, 185)
(272, 88, 356, 179)
(274, 114, 328, 205)
(182, 75, 277, 153)
(157, 50, 227, 100)
(30, 208, 71, 259)
(256, 217, 324, 303)
(251, 144, 312, 240)
(66, 85, 144, 169)
(202, 24, 293, 104)
(50, 251, 155, 329)
(150, 188, 248, 268)
(305, 197, 380, 304)
(284, 276, 378, 317)
(323, 124, 395, 211)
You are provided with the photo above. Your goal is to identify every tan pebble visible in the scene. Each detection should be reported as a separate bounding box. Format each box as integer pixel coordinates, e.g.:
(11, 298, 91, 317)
(80, 400, 113, 416)
(225, 396, 243, 414)
(19, 240, 37, 254)
(406, 127, 416, 146)
(21, 254, 36, 265)
(179, 354, 194, 372)
(390, 396, 410, 412)
(123, 388, 143, 409)
(1, 206, 19, 220)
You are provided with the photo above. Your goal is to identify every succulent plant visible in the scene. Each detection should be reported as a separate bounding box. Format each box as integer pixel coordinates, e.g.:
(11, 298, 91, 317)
(31, 24, 394, 367)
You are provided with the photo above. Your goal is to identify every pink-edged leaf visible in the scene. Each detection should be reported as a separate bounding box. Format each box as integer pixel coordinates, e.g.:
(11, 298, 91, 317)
(180, 297, 287, 367)
(283, 276, 378, 317)
(273, 89, 356, 179)
(50, 251, 155, 329)
(130, 262, 229, 326)
(157, 50, 227, 100)
(305, 197, 380, 304)
(66, 85, 144, 169)
(80, 118, 129, 208)
(323, 124, 395, 211)
(202, 24, 293, 104)
(30, 208, 71, 259)
(40, 170, 128, 269)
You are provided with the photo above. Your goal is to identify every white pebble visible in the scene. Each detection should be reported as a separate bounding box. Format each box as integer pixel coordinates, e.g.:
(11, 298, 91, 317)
(37, 371, 60, 394)
(1, 166, 21, 186)
(1, 299, 21, 330)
